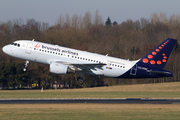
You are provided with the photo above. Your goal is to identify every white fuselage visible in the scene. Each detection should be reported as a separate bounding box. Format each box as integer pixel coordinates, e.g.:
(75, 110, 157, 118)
(2, 40, 138, 77)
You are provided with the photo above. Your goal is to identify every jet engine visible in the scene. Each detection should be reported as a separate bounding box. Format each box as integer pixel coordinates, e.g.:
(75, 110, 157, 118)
(50, 62, 68, 74)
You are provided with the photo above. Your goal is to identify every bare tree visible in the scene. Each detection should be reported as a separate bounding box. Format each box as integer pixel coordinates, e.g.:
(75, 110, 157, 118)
(55, 15, 65, 27)
(65, 14, 71, 28)
(140, 18, 149, 29)
(93, 10, 103, 26)
(151, 13, 159, 24)
(83, 11, 92, 29)
(78, 15, 83, 29)
(71, 14, 79, 29)
(159, 12, 168, 24)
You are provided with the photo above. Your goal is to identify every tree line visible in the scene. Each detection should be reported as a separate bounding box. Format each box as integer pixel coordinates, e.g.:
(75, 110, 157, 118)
(0, 12, 180, 89)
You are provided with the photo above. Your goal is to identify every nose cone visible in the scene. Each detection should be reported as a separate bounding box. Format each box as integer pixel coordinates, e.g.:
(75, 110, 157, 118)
(2, 45, 10, 55)
(2, 46, 6, 53)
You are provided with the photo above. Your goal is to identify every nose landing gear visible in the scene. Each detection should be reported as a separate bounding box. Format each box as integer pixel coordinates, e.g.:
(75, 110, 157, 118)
(23, 60, 29, 71)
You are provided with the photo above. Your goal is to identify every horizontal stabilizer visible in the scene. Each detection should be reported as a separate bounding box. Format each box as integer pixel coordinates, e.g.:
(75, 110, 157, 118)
(149, 70, 172, 75)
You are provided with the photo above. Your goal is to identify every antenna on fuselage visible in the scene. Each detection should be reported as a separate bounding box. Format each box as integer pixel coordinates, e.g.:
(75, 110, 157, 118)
(32, 39, 35, 41)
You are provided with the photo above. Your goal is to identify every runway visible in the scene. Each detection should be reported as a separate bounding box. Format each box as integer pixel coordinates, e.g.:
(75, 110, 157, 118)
(0, 98, 180, 104)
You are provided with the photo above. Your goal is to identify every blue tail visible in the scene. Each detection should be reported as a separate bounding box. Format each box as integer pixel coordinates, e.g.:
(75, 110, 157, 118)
(137, 38, 177, 69)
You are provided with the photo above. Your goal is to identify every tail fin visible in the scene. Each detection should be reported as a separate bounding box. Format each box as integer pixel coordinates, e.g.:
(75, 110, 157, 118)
(137, 38, 177, 69)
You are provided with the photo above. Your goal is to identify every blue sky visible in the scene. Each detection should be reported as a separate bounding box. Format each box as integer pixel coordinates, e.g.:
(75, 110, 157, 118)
(0, 0, 180, 26)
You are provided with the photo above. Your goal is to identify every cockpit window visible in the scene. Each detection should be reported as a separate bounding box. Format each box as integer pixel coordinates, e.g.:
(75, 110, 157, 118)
(11, 43, 20, 47)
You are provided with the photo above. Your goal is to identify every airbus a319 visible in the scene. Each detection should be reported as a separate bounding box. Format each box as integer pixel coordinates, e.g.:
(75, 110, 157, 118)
(2, 38, 177, 84)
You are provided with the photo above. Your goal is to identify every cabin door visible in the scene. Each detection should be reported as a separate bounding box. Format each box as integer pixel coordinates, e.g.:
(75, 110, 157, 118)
(25, 43, 33, 54)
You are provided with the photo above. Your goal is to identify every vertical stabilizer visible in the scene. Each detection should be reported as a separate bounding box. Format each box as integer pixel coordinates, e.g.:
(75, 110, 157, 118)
(137, 38, 177, 69)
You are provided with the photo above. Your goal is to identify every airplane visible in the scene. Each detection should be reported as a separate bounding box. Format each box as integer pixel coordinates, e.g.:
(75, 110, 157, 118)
(2, 38, 177, 85)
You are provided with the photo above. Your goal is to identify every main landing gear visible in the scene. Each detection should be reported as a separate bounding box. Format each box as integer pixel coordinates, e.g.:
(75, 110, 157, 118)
(77, 72, 84, 85)
(75, 72, 85, 86)
(77, 77, 84, 85)
(23, 60, 29, 71)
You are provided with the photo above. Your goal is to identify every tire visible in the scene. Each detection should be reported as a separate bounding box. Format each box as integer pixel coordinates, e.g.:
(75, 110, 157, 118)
(77, 77, 84, 85)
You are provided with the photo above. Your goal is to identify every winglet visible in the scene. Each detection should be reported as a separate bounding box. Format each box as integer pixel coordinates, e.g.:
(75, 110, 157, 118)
(137, 38, 177, 69)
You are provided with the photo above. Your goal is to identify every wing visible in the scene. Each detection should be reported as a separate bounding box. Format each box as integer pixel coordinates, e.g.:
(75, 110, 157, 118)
(57, 61, 106, 72)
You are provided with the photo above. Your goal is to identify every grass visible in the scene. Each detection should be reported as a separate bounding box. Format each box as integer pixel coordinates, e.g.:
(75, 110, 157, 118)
(0, 82, 180, 99)
(0, 82, 180, 120)
(0, 104, 180, 120)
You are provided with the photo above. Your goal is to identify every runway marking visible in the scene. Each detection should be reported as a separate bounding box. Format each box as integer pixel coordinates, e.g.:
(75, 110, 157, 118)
(0, 98, 180, 104)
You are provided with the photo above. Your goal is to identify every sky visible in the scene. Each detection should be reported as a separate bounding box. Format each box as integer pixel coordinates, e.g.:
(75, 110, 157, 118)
(0, 0, 180, 26)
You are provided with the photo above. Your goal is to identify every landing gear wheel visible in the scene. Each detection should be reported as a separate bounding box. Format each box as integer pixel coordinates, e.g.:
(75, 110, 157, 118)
(77, 77, 84, 85)
(23, 60, 29, 71)
(74, 73, 86, 87)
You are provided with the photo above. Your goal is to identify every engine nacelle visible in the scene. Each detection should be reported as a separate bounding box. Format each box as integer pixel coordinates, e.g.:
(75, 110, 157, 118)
(50, 62, 68, 74)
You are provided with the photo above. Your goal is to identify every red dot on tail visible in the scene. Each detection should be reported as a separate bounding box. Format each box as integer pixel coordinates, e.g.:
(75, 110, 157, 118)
(162, 59, 166, 62)
(163, 56, 167, 59)
(143, 58, 149, 63)
(152, 51, 156, 55)
(155, 49, 160, 52)
(150, 60, 155, 64)
(148, 55, 153, 59)
(157, 61, 162, 65)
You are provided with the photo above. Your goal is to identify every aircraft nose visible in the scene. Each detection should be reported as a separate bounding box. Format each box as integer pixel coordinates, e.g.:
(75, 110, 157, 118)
(2, 45, 10, 54)
(2, 46, 6, 53)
